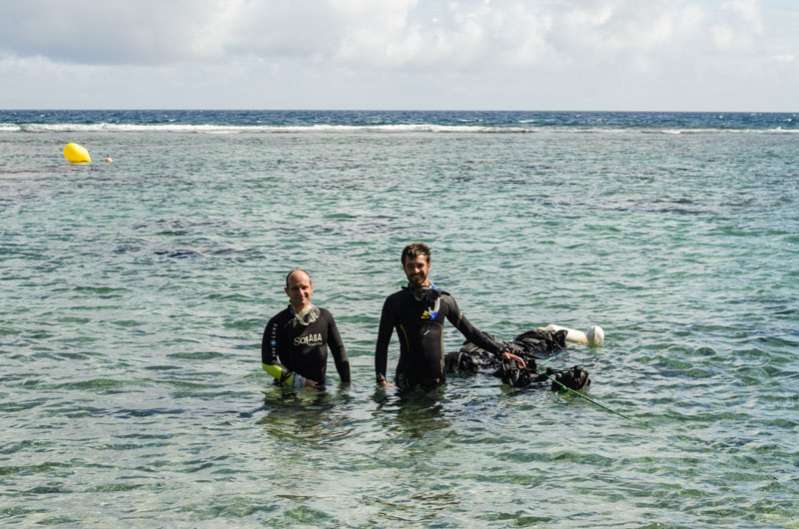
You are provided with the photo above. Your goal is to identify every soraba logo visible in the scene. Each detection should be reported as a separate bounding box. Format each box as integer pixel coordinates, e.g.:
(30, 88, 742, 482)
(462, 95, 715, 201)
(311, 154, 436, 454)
(294, 333, 323, 346)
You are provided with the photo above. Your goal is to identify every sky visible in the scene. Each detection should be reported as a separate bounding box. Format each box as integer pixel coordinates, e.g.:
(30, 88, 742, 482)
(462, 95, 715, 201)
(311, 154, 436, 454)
(0, 0, 797, 111)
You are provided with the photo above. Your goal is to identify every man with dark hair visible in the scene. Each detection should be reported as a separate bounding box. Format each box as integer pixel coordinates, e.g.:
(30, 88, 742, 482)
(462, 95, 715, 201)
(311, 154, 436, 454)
(374, 242, 525, 389)
(262, 268, 350, 389)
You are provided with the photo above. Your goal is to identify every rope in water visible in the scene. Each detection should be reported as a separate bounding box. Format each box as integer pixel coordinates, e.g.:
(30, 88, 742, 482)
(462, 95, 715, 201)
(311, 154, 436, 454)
(550, 377, 634, 422)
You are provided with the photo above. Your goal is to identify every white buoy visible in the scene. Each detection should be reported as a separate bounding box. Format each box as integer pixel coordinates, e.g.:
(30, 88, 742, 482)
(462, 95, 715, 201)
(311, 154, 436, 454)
(586, 325, 605, 347)
(541, 323, 605, 347)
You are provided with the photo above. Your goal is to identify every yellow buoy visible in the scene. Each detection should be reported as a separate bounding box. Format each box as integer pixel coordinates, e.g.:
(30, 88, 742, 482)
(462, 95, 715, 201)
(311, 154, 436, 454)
(63, 143, 92, 164)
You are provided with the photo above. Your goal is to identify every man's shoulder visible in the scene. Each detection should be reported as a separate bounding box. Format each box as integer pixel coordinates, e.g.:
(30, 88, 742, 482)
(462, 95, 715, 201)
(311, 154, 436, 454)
(267, 306, 292, 324)
(435, 288, 455, 302)
(384, 289, 410, 303)
(383, 287, 455, 299)
(436, 290, 461, 312)
(316, 306, 335, 320)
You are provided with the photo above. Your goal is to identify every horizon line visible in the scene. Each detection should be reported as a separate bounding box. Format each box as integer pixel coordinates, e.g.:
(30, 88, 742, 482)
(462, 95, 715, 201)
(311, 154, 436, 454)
(2, 108, 798, 114)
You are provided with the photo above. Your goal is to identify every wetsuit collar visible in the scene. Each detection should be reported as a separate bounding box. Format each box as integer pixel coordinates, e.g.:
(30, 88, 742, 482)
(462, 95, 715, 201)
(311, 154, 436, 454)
(289, 304, 320, 327)
(406, 283, 443, 306)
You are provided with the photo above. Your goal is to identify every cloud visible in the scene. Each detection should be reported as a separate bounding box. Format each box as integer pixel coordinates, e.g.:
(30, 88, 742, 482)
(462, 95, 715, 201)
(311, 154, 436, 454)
(0, 0, 796, 110)
(0, 0, 225, 64)
(0, 0, 418, 65)
(0, 0, 777, 69)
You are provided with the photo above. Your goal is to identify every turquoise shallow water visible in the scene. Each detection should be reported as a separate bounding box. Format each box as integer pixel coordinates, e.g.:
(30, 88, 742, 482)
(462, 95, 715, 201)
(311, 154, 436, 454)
(2, 125, 798, 528)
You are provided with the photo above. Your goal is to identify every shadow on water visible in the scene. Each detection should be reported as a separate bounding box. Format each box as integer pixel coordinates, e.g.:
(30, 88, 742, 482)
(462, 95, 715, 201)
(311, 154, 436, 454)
(251, 385, 356, 445)
(372, 385, 452, 439)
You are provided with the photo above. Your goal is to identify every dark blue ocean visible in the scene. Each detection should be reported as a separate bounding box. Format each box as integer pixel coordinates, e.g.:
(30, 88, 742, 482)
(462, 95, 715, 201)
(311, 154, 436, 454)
(1, 110, 798, 528)
(2, 109, 798, 132)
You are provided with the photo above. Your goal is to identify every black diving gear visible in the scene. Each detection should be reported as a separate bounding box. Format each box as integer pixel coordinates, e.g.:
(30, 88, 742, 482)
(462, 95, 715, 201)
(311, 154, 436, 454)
(444, 327, 591, 391)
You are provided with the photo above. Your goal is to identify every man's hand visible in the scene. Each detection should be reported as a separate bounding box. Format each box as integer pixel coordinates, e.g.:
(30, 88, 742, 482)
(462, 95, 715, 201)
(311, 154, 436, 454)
(376, 374, 394, 388)
(501, 351, 526, 369)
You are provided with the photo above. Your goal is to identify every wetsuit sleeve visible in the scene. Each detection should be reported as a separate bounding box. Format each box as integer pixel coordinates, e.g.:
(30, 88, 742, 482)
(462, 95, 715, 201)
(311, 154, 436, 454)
(445, 296, 505, 356)
(261, 317, 281, 366)
(374, 297, 394, 383)
(327, 313, 351, 384)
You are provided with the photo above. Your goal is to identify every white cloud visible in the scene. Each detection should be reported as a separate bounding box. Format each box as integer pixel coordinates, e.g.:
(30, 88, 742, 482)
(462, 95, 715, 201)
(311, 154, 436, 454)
(0, 0, 797, 110)
(0, 0, 227, 64)
(711, 25, 737, 50)
(0, 0, 770, 68)
(723, 0, 764, 32)
(769, 53, 795, 63)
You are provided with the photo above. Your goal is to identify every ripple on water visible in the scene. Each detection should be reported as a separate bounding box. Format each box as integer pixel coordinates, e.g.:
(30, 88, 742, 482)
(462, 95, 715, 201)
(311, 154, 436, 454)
(166, 351, 226, 361)
(2, 126, 798, 528)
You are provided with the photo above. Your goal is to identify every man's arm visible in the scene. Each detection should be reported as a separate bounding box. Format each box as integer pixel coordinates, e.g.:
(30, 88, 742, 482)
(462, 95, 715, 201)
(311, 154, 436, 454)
(444, 296, 504, 354)
(261, 317, 280, 366)
(445, 295, 526, 367)
(327, 312, 351, 384)
(374, 299, 394, 385)
(261, 317, 298, 385)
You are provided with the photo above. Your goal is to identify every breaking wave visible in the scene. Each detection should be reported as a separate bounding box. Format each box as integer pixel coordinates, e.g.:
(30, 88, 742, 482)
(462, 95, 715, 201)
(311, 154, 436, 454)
(2, 122, 798, 135)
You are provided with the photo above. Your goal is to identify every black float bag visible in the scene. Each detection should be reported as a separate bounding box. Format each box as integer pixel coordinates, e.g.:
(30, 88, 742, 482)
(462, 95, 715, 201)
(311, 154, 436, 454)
(445, 328, 590, 390)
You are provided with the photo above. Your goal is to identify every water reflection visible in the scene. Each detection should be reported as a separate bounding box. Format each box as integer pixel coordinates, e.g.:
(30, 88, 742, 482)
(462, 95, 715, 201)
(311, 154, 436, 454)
(371, 385, 452, 439)
(256, 385, 354, 446)
(365, 386, 464, 527)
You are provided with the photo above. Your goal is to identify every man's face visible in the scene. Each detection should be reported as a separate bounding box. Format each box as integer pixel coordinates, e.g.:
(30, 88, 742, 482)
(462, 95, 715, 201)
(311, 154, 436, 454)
(403, 254, 431, 287)
(285, 271, 313, 310)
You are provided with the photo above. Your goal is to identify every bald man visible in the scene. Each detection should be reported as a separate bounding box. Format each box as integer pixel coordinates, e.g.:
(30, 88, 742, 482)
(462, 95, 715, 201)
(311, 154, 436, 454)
(261, 268, 350, 388)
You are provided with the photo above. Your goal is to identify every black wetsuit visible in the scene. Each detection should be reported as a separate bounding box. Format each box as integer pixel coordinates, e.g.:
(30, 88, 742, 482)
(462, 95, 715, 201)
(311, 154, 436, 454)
(262, 306, 350, 385)
(374, 285, 504, 388)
